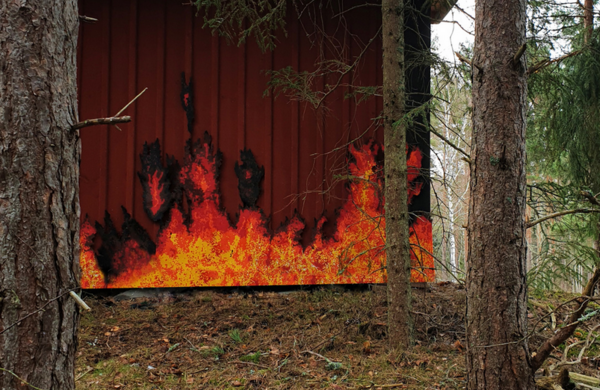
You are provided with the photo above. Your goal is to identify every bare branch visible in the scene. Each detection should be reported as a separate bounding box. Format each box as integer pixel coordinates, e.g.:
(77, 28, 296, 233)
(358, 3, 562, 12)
(455, 51, 472, 67)
(512, 43, 527, 65)
(454, 4, 475, 21)
(527, 49, 584, 75)
(430, 127, 470, 160)
(70, 116, 131, 131)
(114, 87, 148, 116)
(580, 190, 600, 207)
(79, 15, 98, 23)
(526, 208, 600, 229)
(548, 323, 600, 372)
(531, 267, 600, 371)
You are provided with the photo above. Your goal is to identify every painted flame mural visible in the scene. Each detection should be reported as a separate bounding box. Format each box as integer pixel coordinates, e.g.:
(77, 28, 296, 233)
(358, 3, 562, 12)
(80, 77, 433, 288)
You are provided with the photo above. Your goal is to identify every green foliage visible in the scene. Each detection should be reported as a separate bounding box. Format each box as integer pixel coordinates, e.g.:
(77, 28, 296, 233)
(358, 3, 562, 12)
(525, 0, 600, 289)
(527, 183, 600, 291)
(528, 32, 600, 187)
(201, 346, 225, 358)
(228, 328, 243, 344)
(240, 351, 262, 363)
(194, 0, 287, 51)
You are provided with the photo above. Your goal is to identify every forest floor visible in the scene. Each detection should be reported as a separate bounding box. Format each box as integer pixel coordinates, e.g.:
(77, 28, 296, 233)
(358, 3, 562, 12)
(75, 283, 600, 389)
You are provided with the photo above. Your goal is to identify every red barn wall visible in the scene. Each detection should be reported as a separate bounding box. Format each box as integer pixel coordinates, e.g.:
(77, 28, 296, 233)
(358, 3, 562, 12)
(78, 0, 384, 241)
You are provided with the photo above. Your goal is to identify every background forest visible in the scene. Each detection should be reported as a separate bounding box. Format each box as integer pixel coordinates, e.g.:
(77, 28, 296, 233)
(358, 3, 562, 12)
(431, 0, 600, 293)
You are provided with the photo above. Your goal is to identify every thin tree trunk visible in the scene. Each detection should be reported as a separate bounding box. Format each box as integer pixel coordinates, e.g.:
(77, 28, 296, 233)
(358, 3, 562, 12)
(383, 0, 413, 348)
(466, 0, 534, 388)
(584, 0, 593, 44)
(0, 1, 81, 389)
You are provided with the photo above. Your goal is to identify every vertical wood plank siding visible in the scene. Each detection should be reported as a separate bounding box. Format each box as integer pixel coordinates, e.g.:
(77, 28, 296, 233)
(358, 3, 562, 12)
(78, 0, 384, 242)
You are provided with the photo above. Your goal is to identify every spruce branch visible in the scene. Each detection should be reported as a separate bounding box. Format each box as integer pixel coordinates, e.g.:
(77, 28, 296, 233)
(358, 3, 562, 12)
(527, 49, 584, 75)
(526, 208, 600, 229)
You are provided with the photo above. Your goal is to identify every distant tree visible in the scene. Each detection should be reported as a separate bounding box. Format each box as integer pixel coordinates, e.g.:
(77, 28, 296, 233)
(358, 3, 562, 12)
(0, 1, 81, 389)
(430, 77, 471, 281)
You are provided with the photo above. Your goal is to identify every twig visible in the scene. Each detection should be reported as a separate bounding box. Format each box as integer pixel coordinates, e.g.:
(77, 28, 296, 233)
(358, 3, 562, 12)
(79, 15, 98, 23)
(527, 49, 583, 75)
(512, 43, 527, 65)
(310, 329, 344, 351)
(69, 291, 91, 311)
(430, 127, 470, 160)
(71, 87, 147, 131)
(301, 350, 339, 363)
(569, 372, 600, 388)
(455, 51, 472, 67)
(75, 367, 95, 382)
(184, 336, 199, 351)
(314, 26, 382, 110)
(114, 87, 148, 116)
(580, 190, 600, 207)
(0, 367, 45, 390)
(526, 208, 600, 229)
(549, 324, 600, 372)
(231, 361, 272, 370)
(0, 289, 76, 335)
(454, 4, 475, 20)
(70, 116, 131, 131)
(358, 384, 405, 389)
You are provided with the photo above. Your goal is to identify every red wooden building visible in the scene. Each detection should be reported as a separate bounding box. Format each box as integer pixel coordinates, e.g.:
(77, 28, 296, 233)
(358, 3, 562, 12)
(77, 0, 435, 288)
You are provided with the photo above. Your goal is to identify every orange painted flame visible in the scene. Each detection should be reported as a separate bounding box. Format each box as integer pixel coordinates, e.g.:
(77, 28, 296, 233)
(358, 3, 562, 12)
(407, 146, 424, 202)
(80, 140, 433, 288)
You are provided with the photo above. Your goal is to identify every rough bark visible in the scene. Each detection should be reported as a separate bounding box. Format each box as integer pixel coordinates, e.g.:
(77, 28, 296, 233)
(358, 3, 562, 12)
(466, 0, 534, 388)
(584, 0, 593, 44)
(383, 0, 413, 348)
(0, 1, 81, 389)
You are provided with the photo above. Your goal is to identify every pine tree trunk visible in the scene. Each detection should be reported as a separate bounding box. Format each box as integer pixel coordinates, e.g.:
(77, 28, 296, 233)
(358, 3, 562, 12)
(383, 0, 413, 348)
(584, 0, 593, 43)
(466, 0, 535, 388)
(0, 1, 81, 389)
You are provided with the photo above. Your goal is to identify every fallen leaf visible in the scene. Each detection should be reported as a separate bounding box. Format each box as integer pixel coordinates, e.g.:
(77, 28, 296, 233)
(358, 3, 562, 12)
(453, 340, 464, 351)
(363, 341, 371, 354)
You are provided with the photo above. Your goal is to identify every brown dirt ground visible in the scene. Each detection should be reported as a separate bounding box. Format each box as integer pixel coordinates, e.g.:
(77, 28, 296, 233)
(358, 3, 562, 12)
(75, 283, 600, 389)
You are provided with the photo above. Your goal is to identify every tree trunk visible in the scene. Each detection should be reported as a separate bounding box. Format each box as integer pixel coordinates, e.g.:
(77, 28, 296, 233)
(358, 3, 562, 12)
(466, 0, 534, 388)
(383, 0, 413, 348)
(584, 0, 593, 44)
(0, 1, 81, 389)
